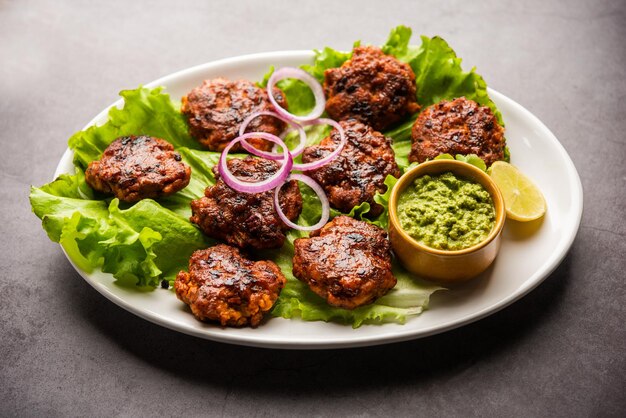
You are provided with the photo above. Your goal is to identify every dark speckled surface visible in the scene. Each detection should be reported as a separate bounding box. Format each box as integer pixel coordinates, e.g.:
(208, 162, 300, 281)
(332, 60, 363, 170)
(2, 0, 625, 416)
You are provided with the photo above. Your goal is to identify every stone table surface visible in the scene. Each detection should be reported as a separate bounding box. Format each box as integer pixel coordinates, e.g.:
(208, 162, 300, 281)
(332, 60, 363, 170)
(1, 0, 625, 416)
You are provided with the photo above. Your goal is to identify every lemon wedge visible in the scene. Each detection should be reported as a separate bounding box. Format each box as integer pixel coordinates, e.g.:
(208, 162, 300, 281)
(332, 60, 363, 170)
(488, 161, 546, 222)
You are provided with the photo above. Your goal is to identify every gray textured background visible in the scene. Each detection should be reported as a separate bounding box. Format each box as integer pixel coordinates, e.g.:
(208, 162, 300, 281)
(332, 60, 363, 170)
(2, 0, 625, 416)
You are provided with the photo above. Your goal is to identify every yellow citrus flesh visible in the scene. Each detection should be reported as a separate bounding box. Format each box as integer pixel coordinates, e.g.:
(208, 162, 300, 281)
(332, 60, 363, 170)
(488, 161, 546, 222)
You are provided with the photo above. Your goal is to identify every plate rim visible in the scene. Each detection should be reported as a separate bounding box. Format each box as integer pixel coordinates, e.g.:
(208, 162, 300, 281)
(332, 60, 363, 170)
(53, 50, 584, 349)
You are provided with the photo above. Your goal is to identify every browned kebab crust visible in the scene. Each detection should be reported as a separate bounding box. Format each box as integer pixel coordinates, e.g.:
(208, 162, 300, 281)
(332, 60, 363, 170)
(409, 97, 505, 166)
(323, 46, 420, 131)
(190, 157, 303, 250)
(292, 216, 396, 310)
(175, 244, 286, 327)
(301, 120, 401, 218)
(84, 135, 191, 203)
(181, 78, 288, 152)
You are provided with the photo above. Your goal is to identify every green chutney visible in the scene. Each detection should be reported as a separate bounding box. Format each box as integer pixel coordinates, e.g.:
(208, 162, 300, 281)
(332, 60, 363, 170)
(397, 172, 495, 251)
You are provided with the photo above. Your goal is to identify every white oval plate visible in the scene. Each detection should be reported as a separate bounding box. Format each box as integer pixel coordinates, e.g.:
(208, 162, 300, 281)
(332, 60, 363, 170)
(55, 51, 583, 349)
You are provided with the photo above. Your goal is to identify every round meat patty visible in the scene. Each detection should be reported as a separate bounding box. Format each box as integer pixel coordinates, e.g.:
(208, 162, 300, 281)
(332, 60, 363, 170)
(181, 78, 288, 152)
(85, 135, 191, 203)
(175, 244, 286, 327)
(409, 97, 505, 166)
(302, 120, 400, 218)
(323, 46, 420, 131)
(292, 216, 397, 310)
(190, 157, 303, 250)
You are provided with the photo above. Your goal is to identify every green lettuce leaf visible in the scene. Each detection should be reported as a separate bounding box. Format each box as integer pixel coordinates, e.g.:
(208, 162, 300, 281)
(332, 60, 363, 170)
(301, 43, 358, 83)
(434, 153, 488, 172)
(383, 26, 503, 124)
(381, 25, 420, 63)
(31, 170, 107, 242)
(258, 66, 316, 117)
(328, 175, 398, 230)
(32, 87, 214, 287)
(69, 86, 199, 169)
(158, 147, 219, 217)
(370, 175, 398, 229)
(272, 276, 441, 328)
(383, 26, 509, 162)
(30, 173, 209, 286)
(413, 36, 501, 119)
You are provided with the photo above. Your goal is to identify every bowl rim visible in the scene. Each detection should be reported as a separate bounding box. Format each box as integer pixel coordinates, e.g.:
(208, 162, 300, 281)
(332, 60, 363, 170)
(389, 159, 506, 256)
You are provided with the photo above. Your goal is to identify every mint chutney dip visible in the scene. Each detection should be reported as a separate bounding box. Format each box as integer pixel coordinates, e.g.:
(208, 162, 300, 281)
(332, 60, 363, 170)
(397, 172, 496, 251)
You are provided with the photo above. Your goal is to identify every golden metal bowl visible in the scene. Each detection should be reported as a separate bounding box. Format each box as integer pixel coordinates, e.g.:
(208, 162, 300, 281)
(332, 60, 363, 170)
(388, 160, 506, 284)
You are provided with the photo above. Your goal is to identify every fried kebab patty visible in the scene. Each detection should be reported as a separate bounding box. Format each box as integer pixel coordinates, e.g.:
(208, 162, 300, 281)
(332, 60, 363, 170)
(175, 244, 286, 327)
(323, 46, 420, 131)
(301, 120, 400, 218)
(293, 216, 396, 310)
(190, 157, 302, 250)
(409, 97, 505, 166)
(181, 78, 288, 152)
(85, 135, 191, 202)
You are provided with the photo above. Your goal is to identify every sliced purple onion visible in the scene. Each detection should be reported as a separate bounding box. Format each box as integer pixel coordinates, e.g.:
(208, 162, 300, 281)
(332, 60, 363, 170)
(274, 174, 330, 231)
(235, 131, 290, 161)
(218, 133, 293, 194)
(237, 111, 307, 159)
(267, 67, 325, 122)
(292, 118, 346, 172)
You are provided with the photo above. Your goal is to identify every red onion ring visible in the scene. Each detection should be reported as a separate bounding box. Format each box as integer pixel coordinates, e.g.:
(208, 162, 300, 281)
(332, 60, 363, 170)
(237, 111, 307, 159)
(268, 126, 302, 157)
(267, 67, 325, 122)
(292, 118, 346, 171)
(218, 133, 293, 194)
(274, 174, 330, 231)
